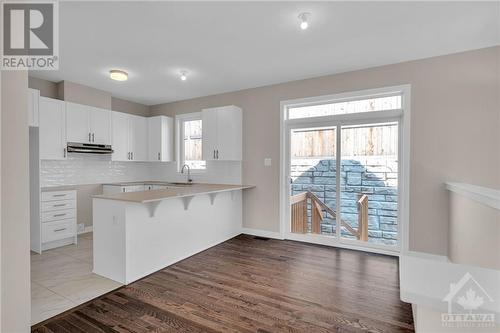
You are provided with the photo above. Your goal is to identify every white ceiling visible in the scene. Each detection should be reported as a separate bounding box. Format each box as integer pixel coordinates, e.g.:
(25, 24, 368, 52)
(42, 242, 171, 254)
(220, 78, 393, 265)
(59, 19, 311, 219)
(32, 1, 500, 105)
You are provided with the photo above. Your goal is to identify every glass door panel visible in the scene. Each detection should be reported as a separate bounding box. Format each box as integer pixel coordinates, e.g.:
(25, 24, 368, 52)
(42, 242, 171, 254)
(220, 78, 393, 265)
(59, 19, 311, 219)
(340, 122, 399, 247)
(290, 127, 337, 236)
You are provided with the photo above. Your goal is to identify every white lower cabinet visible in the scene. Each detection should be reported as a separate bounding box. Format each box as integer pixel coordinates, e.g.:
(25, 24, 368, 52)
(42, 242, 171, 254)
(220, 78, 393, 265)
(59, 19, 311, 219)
(103, 185, 145, 194)
(103, 184, 170, 194)
(37, 190, 77, 251)
(42, 219, 77, 243)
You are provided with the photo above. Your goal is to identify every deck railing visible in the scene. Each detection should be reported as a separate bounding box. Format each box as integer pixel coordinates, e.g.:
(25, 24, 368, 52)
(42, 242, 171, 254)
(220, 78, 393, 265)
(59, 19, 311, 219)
(290, 191, 368, 241)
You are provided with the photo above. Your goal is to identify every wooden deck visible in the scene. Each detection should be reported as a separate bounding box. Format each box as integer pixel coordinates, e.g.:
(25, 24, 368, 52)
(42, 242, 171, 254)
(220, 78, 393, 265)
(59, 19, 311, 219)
(32, 234, 414, 333)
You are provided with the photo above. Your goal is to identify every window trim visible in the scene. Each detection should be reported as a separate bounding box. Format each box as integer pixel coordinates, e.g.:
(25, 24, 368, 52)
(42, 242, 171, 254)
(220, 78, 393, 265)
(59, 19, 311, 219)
(175, 112, 206, 173)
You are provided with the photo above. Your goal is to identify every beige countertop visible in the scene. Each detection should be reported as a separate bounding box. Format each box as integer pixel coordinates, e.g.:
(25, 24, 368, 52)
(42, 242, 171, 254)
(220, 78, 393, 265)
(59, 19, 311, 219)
(92, 183, 254, 203)
(101, 181, 174, 186)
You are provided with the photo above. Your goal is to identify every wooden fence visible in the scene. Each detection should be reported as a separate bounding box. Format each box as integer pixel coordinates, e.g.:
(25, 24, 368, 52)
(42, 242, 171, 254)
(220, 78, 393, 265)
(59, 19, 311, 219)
(291, 123, 398, 158)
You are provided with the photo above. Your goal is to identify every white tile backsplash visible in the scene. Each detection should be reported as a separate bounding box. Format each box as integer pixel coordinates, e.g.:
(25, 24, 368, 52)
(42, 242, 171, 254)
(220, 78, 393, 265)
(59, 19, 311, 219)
(40, 155, 242, 187)
(40, 155, 152, 187)
(150, 161, 242, 185)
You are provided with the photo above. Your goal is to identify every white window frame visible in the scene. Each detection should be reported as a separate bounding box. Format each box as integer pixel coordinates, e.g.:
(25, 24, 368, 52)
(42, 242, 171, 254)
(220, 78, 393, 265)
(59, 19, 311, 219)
(279, 85, 411, 257)
(175, 112, 206, 173)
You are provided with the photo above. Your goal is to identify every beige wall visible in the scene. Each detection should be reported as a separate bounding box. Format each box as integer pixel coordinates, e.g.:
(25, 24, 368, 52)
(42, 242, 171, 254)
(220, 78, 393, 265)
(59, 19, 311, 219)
(58, 81, 111, 109)
(151, 46, 500, 256)
(1, 71, 31, 332)
(28, 77, 151, 117)
(111, 97, 150, 117)
(448, 192, 500, 270)
(28, 76, 58, 99)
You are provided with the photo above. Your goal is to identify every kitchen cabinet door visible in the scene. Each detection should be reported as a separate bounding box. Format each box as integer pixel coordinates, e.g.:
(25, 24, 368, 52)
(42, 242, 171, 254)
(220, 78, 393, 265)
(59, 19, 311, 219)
(130, 115, 148, 161)
(148, 116, 173, 162)
(39, 97, 66, 160)
(216, 106, 242, 161)
(28, 88, 40, 127)
(90, 108, 111, 145)
(201, 108, 218, 161)
(66, 102, 91, 143)
(111, 111, 130, 161)
(148, 116, 162, 161)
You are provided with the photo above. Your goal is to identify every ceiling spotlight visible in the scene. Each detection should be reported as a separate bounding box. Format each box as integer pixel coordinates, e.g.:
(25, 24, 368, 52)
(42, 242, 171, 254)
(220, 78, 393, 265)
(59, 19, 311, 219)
(109, 69, 128, 81)
(298, 12, 310, 30)
(180, 71, 188, 81)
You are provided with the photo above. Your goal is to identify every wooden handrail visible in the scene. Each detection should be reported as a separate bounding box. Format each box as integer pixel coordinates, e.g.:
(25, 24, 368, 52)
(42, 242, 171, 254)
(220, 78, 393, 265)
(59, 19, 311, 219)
(357, 194, 369, 241)
(290, 191, 367, 240)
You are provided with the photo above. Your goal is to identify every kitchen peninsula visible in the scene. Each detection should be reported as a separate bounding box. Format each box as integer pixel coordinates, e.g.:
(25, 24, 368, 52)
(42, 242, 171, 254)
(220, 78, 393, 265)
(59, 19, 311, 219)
(92, 183, 253, 284)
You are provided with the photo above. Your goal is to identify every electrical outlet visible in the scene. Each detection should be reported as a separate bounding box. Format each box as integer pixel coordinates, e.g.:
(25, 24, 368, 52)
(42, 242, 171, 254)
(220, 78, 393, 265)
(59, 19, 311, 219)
(77, 223, 85, 233)
(264, 158, 272, 166)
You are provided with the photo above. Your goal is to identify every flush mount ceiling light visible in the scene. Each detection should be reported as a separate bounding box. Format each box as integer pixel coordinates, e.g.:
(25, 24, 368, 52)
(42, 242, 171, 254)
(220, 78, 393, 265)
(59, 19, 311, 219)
(298, 12, 311, 30)
(180, 70, 188, 81)
(109, 69, 128, 81)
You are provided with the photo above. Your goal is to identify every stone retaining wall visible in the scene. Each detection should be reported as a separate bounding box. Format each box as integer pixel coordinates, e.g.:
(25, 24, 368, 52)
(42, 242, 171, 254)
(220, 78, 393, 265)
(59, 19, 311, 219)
(291, 156, 398, 246)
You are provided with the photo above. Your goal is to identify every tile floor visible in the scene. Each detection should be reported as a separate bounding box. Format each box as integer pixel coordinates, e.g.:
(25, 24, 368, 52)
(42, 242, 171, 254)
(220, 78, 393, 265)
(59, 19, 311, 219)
(30, 233, 122, 325)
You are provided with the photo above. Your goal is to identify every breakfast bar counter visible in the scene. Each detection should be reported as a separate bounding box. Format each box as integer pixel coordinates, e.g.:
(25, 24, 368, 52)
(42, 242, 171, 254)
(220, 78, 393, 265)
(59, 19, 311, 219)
(94, 183, 254, 203)
(92, 183, 254, 284)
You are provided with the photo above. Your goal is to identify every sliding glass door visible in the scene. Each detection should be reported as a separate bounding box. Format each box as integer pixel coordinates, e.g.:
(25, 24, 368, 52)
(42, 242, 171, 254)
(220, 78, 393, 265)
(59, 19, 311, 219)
(339, 122, 399, 247)
(284, 87, 406, 253)
(290, 126, 337, 236)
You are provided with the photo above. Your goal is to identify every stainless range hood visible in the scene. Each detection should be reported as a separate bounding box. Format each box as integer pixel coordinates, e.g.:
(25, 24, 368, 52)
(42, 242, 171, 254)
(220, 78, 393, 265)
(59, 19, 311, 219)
(67, 142, 114, 154)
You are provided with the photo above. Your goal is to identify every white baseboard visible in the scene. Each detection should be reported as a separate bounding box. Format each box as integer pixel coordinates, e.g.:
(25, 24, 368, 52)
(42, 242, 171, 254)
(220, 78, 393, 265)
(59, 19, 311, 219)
(78, 225, 93, 235)
(241, 228, 283, 240)
(403, 250, 449, 262)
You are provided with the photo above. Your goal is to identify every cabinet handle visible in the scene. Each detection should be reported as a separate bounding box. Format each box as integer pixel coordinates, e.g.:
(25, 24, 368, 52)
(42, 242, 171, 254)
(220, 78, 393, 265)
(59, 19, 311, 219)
(131, 152, 133, 160)
(53, 213, 66, 217)
(158, 152, 160, 160)
(122, 188, 126, 192)
(63, 148, 66, 158)
(213, 150, 216, 159)
(92, 133, 95, 142)
(88, 133, 91, 142)
(54, 228, 67, 232)
(216, 150, 219, 159)
(53, 204, 66, 207)
(53, 194, 66, 197)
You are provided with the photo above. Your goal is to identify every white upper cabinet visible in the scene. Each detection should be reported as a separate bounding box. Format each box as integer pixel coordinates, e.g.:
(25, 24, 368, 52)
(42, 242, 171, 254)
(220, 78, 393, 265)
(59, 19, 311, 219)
(39, 97, 66, 160)
(202, 106, 242, 161)
(28, 88, 40, 127)
(129, 115, 148, 161)
(216, 106, 242, 161)
(66, 102, 90, 143)
(66, 102, 111, 145)
(111, 112, 149, 162)
(148, 116, 174, 162)
(111, 111, 130, 161)
(202, 109, 218, 161)
(90, 107, 111, 145)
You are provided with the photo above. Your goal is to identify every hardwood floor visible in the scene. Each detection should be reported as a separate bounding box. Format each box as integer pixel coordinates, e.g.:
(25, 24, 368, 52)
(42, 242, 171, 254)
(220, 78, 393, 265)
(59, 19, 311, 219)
(32, 235, 414, 333)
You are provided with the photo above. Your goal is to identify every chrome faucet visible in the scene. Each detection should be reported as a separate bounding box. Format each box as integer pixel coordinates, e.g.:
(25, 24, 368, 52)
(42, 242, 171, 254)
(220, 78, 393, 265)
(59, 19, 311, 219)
(180, 164, 193, 183)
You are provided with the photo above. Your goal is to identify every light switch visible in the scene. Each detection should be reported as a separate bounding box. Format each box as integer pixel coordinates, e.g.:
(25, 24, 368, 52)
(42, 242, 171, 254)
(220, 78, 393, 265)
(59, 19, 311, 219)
(264, 158, 272, 166)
